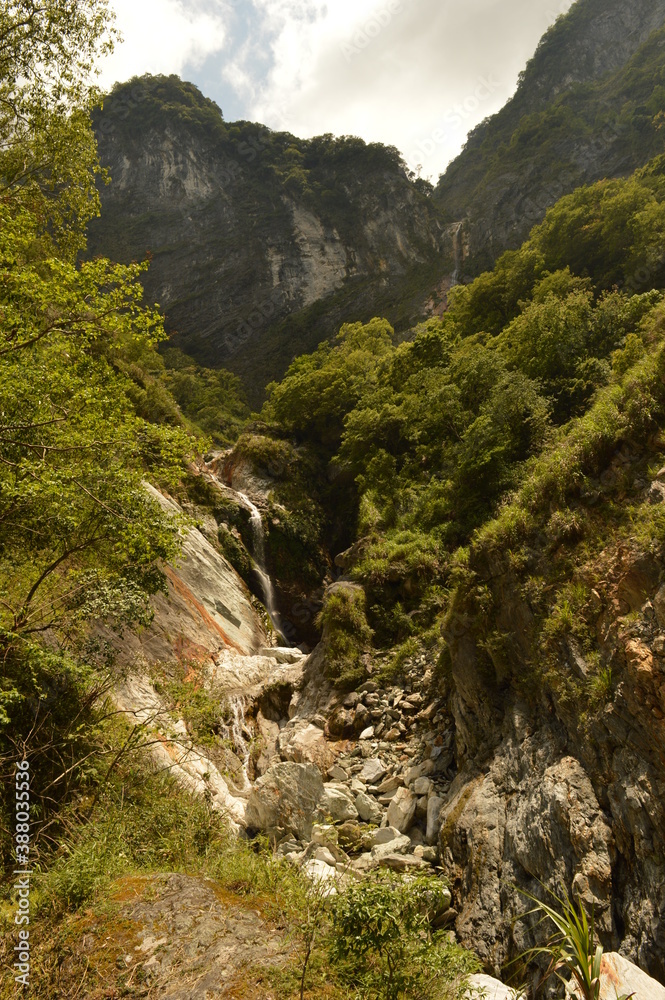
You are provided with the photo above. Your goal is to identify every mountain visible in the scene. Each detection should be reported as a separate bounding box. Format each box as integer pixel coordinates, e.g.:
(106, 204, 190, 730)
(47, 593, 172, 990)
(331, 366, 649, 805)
(435, 0, 665, 273)
(87, 76, 449, 402)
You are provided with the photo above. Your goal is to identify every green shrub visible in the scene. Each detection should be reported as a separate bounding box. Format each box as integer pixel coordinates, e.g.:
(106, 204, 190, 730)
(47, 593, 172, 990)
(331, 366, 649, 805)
(330, 872, 478, 1000)
(316, 586, 373, 688)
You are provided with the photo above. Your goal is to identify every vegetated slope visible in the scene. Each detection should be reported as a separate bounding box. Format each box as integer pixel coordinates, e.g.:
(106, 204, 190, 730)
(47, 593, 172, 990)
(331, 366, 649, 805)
(434, 0, 665, 274)
(87, 75, 449, 403)
(258, 155, 665, 979)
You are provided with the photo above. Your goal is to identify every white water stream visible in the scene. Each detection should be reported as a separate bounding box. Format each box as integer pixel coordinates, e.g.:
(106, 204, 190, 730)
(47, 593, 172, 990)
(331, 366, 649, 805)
(235, 490, 289, 644)
(222, 693, 252, 791)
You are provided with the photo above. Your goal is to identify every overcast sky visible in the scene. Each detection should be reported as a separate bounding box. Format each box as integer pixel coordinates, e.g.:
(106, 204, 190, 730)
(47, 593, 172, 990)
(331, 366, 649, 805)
(99, 0, 574, 181)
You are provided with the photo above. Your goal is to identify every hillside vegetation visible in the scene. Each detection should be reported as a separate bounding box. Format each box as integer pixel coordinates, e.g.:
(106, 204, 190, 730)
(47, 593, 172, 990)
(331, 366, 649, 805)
(261, 158, 665, 660)
(435, 0, 665, 272)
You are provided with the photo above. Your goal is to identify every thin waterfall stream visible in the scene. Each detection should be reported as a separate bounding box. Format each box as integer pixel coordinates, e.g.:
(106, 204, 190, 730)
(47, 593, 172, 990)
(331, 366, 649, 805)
(222, 694, 252, 792)
(235, 490, 289, 644)
(451, 221, 463, 286)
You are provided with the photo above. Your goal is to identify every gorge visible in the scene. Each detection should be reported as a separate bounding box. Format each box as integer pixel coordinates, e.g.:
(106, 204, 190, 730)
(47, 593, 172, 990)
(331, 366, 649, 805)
(5, 0, 665, 997)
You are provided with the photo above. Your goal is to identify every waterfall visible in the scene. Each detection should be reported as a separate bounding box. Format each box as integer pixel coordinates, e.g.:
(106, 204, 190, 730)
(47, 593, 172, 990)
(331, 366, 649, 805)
(235, 490, 288, 644)
(222, 694, 252, 791)
(451, 221, 464, 286)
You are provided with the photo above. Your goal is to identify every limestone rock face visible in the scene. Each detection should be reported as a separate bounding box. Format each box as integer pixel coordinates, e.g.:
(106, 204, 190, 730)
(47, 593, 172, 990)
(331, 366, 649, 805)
(89, 77, 445, 400)
(65, 873, 292, 999)
(245, 762, 324, 840)
(109, 486, 267, 664)
(435, 0, 665, 275)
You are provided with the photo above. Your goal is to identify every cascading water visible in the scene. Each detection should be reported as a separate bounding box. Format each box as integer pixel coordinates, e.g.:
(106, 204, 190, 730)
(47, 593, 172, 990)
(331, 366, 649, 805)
(222, 694, 252, 792)
(235, 490, 288, 644)
(451, 221, 464, 286)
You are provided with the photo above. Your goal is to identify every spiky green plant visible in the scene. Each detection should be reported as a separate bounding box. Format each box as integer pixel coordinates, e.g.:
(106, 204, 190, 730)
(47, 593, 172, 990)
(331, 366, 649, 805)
(513, 885, 633, 1000)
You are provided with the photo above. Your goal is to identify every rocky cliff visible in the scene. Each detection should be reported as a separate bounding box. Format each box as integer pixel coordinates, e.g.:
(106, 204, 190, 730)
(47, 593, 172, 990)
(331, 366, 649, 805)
(434, 0, 665, 274)
(435, 422, 665, 986)
(88, 76, 448, 401)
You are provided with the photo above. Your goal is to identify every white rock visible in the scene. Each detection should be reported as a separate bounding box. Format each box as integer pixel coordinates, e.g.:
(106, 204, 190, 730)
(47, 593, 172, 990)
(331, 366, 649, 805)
(386, 787, 417, 833)
(360, 758, 387, 784)
(565, 952, 665, 1000)
(465, 973, 520, 1000)
(371, 834, 412, 861)
(319, 785, 358, 823)
(359, 726, 375, 741)
(302, 858, 338, 891)
(327, 764, 347, 781)
(313, 846, 338, 867)
(377, 774, 403, 793)
(245, 762, 324, 840)
(279, 721, 335, 774)
(260, 646, 306, 663)
(356, 791, 384, 825)
(426, 795, 445, 844)
(350, 777, 366, 795)
(372, 826, 403, 846)
(310, 823, 338, 846)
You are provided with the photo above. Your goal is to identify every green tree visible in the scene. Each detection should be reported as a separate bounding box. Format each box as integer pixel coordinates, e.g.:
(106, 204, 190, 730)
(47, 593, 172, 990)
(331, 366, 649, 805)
(0, 0, 117, 257)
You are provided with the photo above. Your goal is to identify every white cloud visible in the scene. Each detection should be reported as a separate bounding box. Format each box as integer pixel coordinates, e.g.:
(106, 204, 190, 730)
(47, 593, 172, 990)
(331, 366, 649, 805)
(97, 0, 575, 178)
(98, 0, 229, 88)
(240, 0, 574, 179)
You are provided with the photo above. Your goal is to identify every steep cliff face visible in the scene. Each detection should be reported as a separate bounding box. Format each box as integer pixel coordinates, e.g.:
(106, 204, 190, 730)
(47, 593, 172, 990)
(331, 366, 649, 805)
(435, 0, 665, 274)
(88, 76, 447, 400)
(438, 424, 665, 985)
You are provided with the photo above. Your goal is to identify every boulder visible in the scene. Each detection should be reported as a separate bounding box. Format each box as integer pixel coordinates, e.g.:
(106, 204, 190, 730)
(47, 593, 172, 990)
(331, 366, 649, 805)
(327, 764, 347, 781)
(386, 787, 417, 833)
(260, 646, 305, 664)
(565, 952, 665, 1000)
(279, 721, 335, 775)
(372, 826, 404, 846)
(426, 795, 445, 844)
(311, 823, 338, 847)
(377, 774, 403, 794)
(319, 784, 358, 823)
(465, 974, 519, 1000)
(371, 832, 412, 861)
(302, 858, 338, 890)
(312, 846, 338, 867)
(414, 776, 433, 796)
(360, 758, 387, 784)
(245, 762, 324, 840)
(337, 820, 375, 854)
(405, 759, 436, 785)
(356, 790, 384, 825)
(325, 707, 355, 740)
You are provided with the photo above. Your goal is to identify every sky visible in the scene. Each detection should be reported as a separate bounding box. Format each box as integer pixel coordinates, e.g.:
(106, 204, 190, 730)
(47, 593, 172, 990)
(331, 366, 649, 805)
(98, 0, 575, 182)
